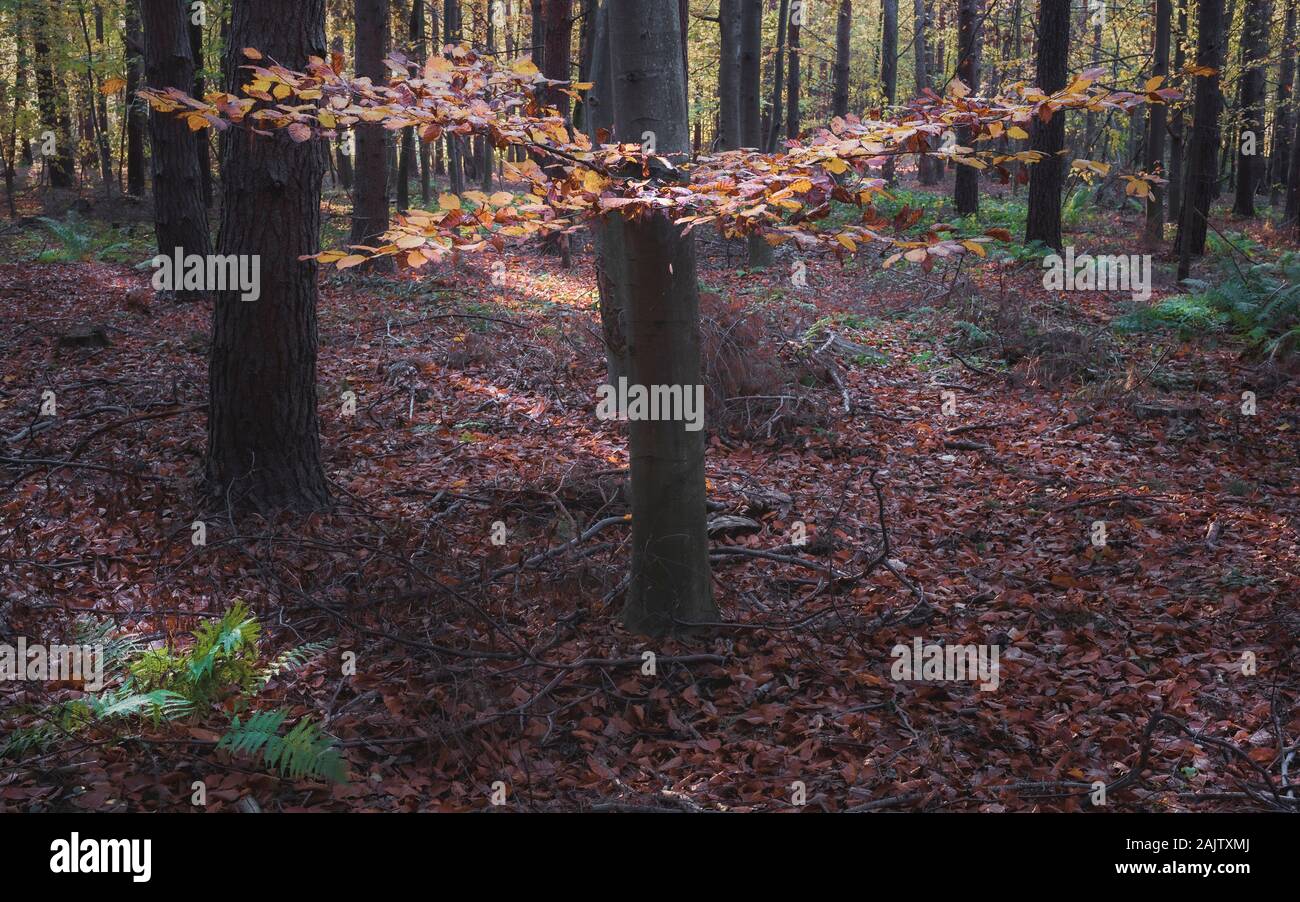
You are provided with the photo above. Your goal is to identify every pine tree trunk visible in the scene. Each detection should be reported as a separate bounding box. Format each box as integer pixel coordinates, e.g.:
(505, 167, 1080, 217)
(351, 0, 391, 258)
(606, 0, 716, 635)
(206, 0, 330, 513)
(142, 0, 212, 274)
(1144, 0, 1171, 245)
(953, 0, 980, 217)
(1176, 0, 1224, 280)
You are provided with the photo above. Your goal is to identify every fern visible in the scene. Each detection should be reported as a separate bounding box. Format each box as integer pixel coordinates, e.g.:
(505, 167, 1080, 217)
(219, 710, 347, 783)
(257, 641, 331, 690)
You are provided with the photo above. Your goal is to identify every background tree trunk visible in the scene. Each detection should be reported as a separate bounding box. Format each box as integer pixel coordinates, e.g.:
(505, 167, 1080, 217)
(606, 0, 716, 636)
(953, 0, 980, 217)
(1176, 0, 1224, 280)
(125, 0, 148, 197)
(350, 0, 391, 259)
(1025, 0, 1069, 249)
(141, 0, 211, 273)
(1269, 0, 1297, 205)
(741, 0, 772, 266)
(1231, 0, 1269, 215)
(206, 0, 330, 513)
(914, 0, 937, 183)
(786, 5, 800, 139)
(1144, 0, 1171, 245)
(880, 0, 896, 181)
(33, 5, 76, 188)
(717, 0, 741, 150)
(1168, 0, 1187, 222)
(833, 0, 853, 119)
(766, 0, 789, 152)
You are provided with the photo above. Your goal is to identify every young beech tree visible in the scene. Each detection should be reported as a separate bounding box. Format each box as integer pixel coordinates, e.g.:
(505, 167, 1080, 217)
(206, 0, 330, 511)
(145, 3, 1167, 623)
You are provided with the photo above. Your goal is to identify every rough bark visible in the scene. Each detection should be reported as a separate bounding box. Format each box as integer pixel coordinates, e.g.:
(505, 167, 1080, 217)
(786, 5, 800, 139)
(741, 0, 772, 266)
(142, 0, 211, 270)
(1270, 0, 1297, 205)
(206, 0, 330, 512)
(606, 0, 716, 635)
(1168, 0, 1187, 222)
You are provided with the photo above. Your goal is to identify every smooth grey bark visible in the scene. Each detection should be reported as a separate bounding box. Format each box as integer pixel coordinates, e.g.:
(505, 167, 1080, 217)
(914, 0, 937, 183)
(953, 0, 980, 216)
(717, 0, 742, 150)
(606, 0, 716, 635)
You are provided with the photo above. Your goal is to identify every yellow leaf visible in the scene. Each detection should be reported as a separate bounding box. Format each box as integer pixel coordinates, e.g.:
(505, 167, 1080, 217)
(511, 58, 540, 76)
(489, 191, 515, 207)
(99, 76, 127, 95)
(337, 255, 368, 269)
(439, 193, 462, 211)
(396, 235, 426, 249)
(823, 156, 849, 175)
(961, 240, 987, 257)
(242, 47, 263, 60)
(837, 234, 857, 252)
(272, 83, 292, 100)
(1006, 125, 1029, 140)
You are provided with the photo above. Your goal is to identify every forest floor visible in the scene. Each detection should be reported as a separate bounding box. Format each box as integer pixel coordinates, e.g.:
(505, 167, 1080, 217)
(0, 171, 1297, 812)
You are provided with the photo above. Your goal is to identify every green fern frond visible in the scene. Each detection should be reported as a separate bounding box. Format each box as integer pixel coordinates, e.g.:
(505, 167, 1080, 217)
(219, 710, 347, 783)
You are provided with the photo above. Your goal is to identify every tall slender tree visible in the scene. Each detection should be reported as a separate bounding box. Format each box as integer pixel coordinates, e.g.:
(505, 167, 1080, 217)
(1176, 0, 1224, 280)
(350, 0, 391, 256)
(786, 0, 801, 139)
(1168, 0, 1188, 222)
(206, 0, 330, 511)
(32, 4, 76, 187)
(604, 0, 716, 635)
(914, 0, 937, 184)
(953, 0, 980, 216)
(1231, 0, 1269, 215)
(1024, 0, 1069, 249)
(880, 0, 897, 181)
(1144, 0, 1171, 244)
(717, 0, 741, 150)
(765, 0, 789, 152)
(125, 0, 147, 196)
(1269, 0, 1297, 206)
(741, 0, 772, 266)
(833, 0, 853, 119)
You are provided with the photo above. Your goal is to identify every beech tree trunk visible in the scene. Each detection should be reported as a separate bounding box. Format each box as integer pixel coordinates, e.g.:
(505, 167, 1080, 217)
(766, 0, 789, 152)
(206, 0, 330, 512)
(833, 0, 853, 119)
(786, 6, 800, 139)
(717, 0, 741, 150)
(1144, 0, 1171, 244)
(605, 0, 716, 635)
(1270, 0, 1297, 205)
(125, 0, 148, 196)
(1168, 0, 1187, 222)
(740, 0, 772, 266)
(142, 0, 212, 272)
(351, 0, 391, 257)
(914, 0, 937, 183)
(1176, 0, 1224, 280)
(953, 0, 980, 217)
(1231, 0, 1269, 215)
(880, 0, 896, 180)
